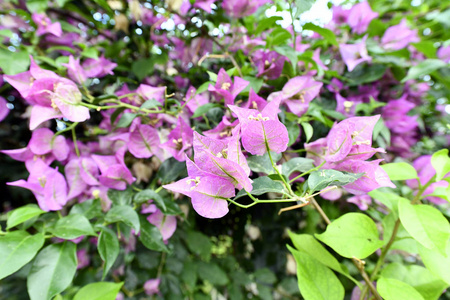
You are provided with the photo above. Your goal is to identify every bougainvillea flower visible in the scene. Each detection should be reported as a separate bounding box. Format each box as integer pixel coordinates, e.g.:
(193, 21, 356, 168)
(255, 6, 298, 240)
(382, 96, 418, 134)
(147, 209, 177, 241)
(347, 2, 378, 34)
(193, 132, 252, 190)
(62, 56, 87, 84)
(253, 49, 286, 80)
(32, 13, 62, 37)
(208, 68, 249, 105)
(162, 117, 193, 161)
(305, 137, 327, 166)
(164, 158, 235, 218)
(8, 159, 68, 211)
(381, 19, 420, 51)
(222, 0, 271, 18)
(325, 115, 380, 162)
(339, 36, 372, 72)
(347, 194, 372, 210)
(136, 84, 166, 104)
(128, 124, 162, 159)
(82, 55, 117, 78)
(437, 45, 450, 63)
(268, 76, 322, 116)
(332, 6, 349, 24)
(28, 128, 69, 161)
(406, 155, 438, 189)
(65, 158, 88, 200)
(0, 96, 9, 122)
(92, 154, 135, 190)
(229, 98, 288, 156)
(144, 279, 161, 296)
(333, 159, 396, 195)
(183, 86, 208, 114)
(335, 94, 361, 117)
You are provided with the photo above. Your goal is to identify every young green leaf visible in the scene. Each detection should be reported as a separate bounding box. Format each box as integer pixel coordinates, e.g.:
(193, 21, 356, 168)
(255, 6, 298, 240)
(246, 152, 282, 175)
(139, 216, 168, 252)
(315, 213, 384, 259)
(419, 243, 450, 285)
(401, 59, 447, 83)
(308, 169, 362, 193)
(73, 282, 123, 300)
(27, 242, 77, 300)
(287, 245, 344, 300)
(431, 149, 450, 182)
(234, 176, 288, 200)
(377, 277, 424, 300)
(105, 206, 140, 234)
(398, 198, 450, 255)
(381, 162, 418, 181)
(282, 157, 315, 178)
(0, 231, 45, 280)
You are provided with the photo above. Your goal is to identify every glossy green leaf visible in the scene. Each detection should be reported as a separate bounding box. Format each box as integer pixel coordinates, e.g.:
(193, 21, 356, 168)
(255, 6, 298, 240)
(0, 231, 45, 280)
(192, 103, 221, 118)
(381, 162, 418, 181)
(69, 199, 102, 219)
(197, 262, 229, 286)
(185, 231, 212, 261)
(419, 243, 450, 285)
(411, 42, 437, 58)
(51, 214, 96, 240)
(287, 245, 344, 300)
(73, 282, 123, 300)
(234, 176, 288, 200)
(140, 99, 162, 109)
(98, 227, 119, 279)
(294, 0, 316, 18)
(27, 242, 77, 300)
(105, 206, 140, 234)
(116, 113, 138, 128)
(301, 122, 313, 142)
(308, 170, 362, 193)
(398, 198, 450, 255)
(401, 59, 447, 83)
(139, 216, 168, 252)
(377, 277, 424, 300)
(7, 205, 44, 229)
(315, 213, 384, 259)
(431, 149, 450, 182)
(274, 45, 298, 73)
(0, 49, 30, 75)
(107, 188, 134, 206)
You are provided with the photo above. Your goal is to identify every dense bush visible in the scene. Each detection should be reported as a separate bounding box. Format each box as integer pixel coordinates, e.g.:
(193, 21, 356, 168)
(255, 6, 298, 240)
(0, 0, 450, 299)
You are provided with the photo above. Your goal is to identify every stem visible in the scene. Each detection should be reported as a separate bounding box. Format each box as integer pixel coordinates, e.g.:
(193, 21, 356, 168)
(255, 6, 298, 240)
(267, 147, 293, 195)
(71, 126, 80, 157)
(157, 252, 167, 278)
(311, 197, 382, 300)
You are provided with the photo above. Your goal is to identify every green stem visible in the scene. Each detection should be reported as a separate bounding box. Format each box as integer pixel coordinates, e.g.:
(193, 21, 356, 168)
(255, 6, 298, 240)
(289, 161, 326, 183)
(267, 148, 293, 195)
(71, 126, 80, 157)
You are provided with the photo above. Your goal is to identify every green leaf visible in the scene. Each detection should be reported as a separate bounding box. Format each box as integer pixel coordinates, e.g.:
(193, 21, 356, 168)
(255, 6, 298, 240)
(302, 23, 337, 45)
(288, 232, 360, 286)
(377, 277, 424, 300)
(274, 46, 298, 73)
(315, 213, 384, 259)
(185, 231, 212, 261)
(51, 214, 96, 240)
(197, 262, 229, 286)
(7, 205, 44, 229)
(287, 245, 344, 300)
(380, 263, 447, 300)
(301, 122, 313, 142)
(26, 0, 48, 12)
(81, 47, 99, 59)
(308, 170, 363, 193)
(0, 49, 30, 75)
(347, 64, 387, 86)
(254, 268, 277, 284)
(419, 243, 450, 285)
(246, 152, 282, 175)
(134, 189, 166, 210)
(73, 282, 123, 300)
(294, 0, 316, 18)
(69, 199, 102, 219)
(27, 242, 77, 300)
(269, 28, 292, 46)
(196, 81, 214, 94)
(116, 113, 138, 128)
(255, 16, 283, 35)
(398, 198, 450, 255)
(98, 227, 120, 279)
(411, 42, 437, 59)
(401, 59, 447, 83)
(157, 158, 188, 184)
(368, 189, 407, 217)
(0, 232, 45, 280)
(381, 162, 418, 181)
(105, 206, 140, 234)
(107, 188, 134, 206)
(139, 216, 168, 252)
(193, 103, 221, 118)
(285, 120, 300, 146)
(234, 176, 288, 200)
(431, 149, 450, 182)
(132, 58, 154, 81)
(282, 157, 315, 178)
